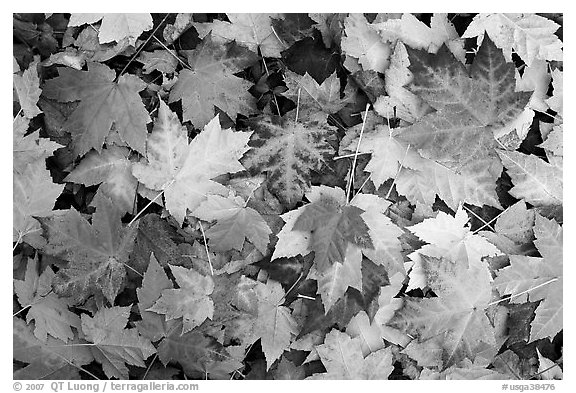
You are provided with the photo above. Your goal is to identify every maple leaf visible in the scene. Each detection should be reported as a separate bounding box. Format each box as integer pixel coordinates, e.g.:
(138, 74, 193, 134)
(539, 124, 563, 157)
(406, 205, 500, 289)
(546, 69, 563, 117)
(38, 195, 137, 304)
(13, 114, 62, 174)
(136, 254, 175, 342)
(309, 244, 363, 312)
(14, 160, 64, 248)
(13, 318, 92, 380)
(282, 71, 349, 119)
(494, 214, 562, 342)
(395, 158, 503, 213)
(13, 57, 42, 118)
(157, 328, 242, 379)
(194, 14, 286, 57)
(148, 265, 214, 334)
(252, 280, 299, 370)
(42, 62, 150, 156)
(346, 310, 385, 356)
(241, 114, 335, 207)
(293, 191, 373, 271)
(390, 255, 497, 369)
(373, 41, 432, 123)
(132, 100, 251, 225)
(193, 194, 272, 254)
(463, 13, 563, 66)
(309, 13, 346, 48)
(497, 150, 562, 207)
(81, 306, 156, 379)
(341, 14, 391, 73)
(308, 329, 393, 379)
(394, 35, 531, 173)
(14, 257, 81, 343)
(137, 50, 178, 74)
(65, 146, 137, 213)
(516, 60, 552, 113)
(374, 13, 465, 61)
(169, 36, 258, 128)
(68, 13, 153, 46)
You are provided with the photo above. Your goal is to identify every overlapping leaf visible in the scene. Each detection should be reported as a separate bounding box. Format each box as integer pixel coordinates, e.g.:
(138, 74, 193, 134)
(169, 36, 258, 128)
(395, 35, 531, 173)
(241, 115, 335, 207)
(43, 62, 150, 156)
(132, 100, 251, 225)
(68, 13, 153, 45)
(38, 195, 137, 304)
(81, 306, 156, 379)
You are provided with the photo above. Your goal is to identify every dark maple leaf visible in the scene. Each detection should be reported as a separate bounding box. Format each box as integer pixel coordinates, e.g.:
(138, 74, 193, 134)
(42, 62, 150, 156)
(169, 36, 258, 129)
(241, 114, 336, 207)
(292, 194, 373, 271)
(395, 35, 531, 173)
(38, 194, 137, 304)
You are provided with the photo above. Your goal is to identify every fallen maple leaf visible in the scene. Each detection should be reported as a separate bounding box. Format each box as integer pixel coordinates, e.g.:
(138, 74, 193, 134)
(136, 254, 175, 342)
(148, 265, 214, 334)
(252, 280, 299, 370)
(546, 69, 563, 116)
(65, 146, 137, 213)
(194, 14, 286, 57)
(390, 255, 497, 369)
(494, 214, 562, 342)
(308, 329, 393, 379)
(138, 50, 178, 74)
(463, 13, 563, 66)
(68, 13, 153, 46)
(374, 13, 465, 61)
(241, 114, 335, 207)
(132, 100, 251, 225)
(42, 62, 150, 156)
(13, 57, 42, 119)
(282, 71, 349, 120)
(13, 318, 92, 380)
(38, 195, 137, 304)
(292, 190, 373, 272)
(193, 194, 272, 254)
(497, 150, 562, 207)
(406, 205, 501, 290)
(81, 306, 156, 379)
(169, 36, 258, 129)
(395, 35, 531, 174)
(13, 114, 62, 174)
(13, 160, 64, 248)
(14, 257, 81, 343)
(341, 14, 391, 73)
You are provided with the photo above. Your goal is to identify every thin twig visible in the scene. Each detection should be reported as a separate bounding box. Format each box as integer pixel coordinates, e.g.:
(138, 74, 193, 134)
(462, 204, 495, 232)
(472, 205, 512, 234)
(295, 88, 301, 122)
(128, 179, 175, 227)
(13, 108, 23, 122)
(334, 152, 371, 160)
(152, 35, 192, 70)
(142, 353, 158, 380)
(116, 14, 171, 81)
(198, 221, 214, 276)
(277, 272, 304, 306)
(13, 304, 31, 318)
(346, 105, 370, 203)
(488, 278, 558, 307)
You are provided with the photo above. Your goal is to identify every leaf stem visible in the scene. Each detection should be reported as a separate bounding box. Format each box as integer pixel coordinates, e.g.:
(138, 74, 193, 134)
(462, 204, 495, 232)
(198, 221, 214, 276)
(385, 143, 410, 201)
(295, 87, 301, 122)
(346, 104, 370, 203)
(261, 57, 281, 115)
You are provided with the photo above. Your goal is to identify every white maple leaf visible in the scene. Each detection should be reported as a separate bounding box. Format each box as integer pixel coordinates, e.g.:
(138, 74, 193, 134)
(463, 13, 563, 66)
(132, 100, 251, 225)
(68, 13, 153, 46)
